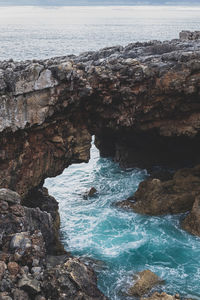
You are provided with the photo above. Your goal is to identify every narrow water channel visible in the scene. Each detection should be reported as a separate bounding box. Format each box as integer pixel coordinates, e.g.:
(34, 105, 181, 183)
(45, 142, 200, 299)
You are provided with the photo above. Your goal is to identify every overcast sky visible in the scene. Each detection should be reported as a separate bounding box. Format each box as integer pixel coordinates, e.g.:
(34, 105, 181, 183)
(0, 0, 199, 5)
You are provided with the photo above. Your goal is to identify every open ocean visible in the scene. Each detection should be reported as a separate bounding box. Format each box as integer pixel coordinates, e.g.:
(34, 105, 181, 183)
(1, 5, 200, 299)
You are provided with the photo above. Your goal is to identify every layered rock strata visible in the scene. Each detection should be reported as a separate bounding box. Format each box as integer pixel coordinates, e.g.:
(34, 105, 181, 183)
(0, 33, 200, 196)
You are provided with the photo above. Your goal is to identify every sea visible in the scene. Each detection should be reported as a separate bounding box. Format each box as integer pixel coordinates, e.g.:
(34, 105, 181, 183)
(1, 5, 200, 299)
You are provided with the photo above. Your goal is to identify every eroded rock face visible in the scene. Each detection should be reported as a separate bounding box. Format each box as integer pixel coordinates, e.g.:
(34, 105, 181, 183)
(182, 196, 200, 236)
(1, 33, 200, 196)
(0, 189, 106, 300)
(117, 165, 200, 215)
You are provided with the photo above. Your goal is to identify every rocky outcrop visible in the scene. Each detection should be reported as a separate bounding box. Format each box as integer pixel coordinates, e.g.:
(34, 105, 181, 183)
(117, 165, 200, 215)
(182, 196, 200, 236)
(1, 33, 200, 196)
(0, 189, 106, 300)
(128, 270, 163, 297)
(141, 292, 181, 300)
(179, 30, 200, 41)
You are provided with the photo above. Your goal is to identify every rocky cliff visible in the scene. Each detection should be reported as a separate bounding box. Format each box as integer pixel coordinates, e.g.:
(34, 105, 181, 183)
(0, 31, 200, 197)
(0, 31, 200, 300)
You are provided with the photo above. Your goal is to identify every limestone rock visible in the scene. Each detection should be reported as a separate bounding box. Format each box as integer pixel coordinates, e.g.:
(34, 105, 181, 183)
(128, 270, 163, 297)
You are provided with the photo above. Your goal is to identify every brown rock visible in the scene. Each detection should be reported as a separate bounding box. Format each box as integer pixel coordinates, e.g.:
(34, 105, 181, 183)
(7, 262, 20, 276)
(0, 261, 6, 280)
(83, 187, 97, 199)
(128, 270, 164, 297)
(141, 292, 179, 300)
(117, 165, 200, 215)
(12, 288, 30, 300)
(182, 196, 200, 236)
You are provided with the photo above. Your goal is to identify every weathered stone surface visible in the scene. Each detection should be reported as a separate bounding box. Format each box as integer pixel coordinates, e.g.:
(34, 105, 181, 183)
(1, 33, 200, 196)
(180, 30, 200, 40)
(42, 257, 107, 300)
(128, 270, 163, 297)
(18, 275, 41, 295)
(0, 189, 21, 205)
(7, 262, 20, 276)
(182, 196, 200, 236)
(141, 292, 180, 300)
(117, 165, 200, 215)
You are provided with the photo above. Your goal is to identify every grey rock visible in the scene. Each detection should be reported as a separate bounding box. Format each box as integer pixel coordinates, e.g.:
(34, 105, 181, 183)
(18, 275, 41, 295)
(0, 189, 21, 205)
(10, 233, 31, 252)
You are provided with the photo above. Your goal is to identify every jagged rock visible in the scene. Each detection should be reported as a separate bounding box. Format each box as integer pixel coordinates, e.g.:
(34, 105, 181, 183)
(0, 261, 6, 280)
(10, 233, 32, 252)
(7, 262, 20, 276)
(0, 189, 21, 205)
(18, 275, 41, 295)
(83, 187, 97, 199)
(42, 257, 107, 300)
(12, 288, 30, 300)
(128, 270, 164, 297)
(179, 30, 200, 40)
(0, 188, 64, 255)
(182, 196, 200, 236)
(141, 292, 180, 300)
(1, 33, 200, 195)
(117, 165, 200, 215)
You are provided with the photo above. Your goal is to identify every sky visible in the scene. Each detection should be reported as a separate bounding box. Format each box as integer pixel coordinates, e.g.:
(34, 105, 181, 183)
(0, 0, 199, 5)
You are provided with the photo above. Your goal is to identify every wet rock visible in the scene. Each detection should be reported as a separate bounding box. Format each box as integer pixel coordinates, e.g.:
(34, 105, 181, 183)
(83, 187, 97, 199)
(117, 165, 200, 215)
(128, 270, 163, 297)
(43, 257, 107, 300)
(182, 196, 200, 236)
(141, 292, 180, 300)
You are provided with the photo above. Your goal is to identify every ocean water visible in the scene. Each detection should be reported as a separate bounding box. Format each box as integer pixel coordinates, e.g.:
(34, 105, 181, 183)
(0, 5, 200, 60)
(45, 143, 200, 299)
(1, 5, 200, 298)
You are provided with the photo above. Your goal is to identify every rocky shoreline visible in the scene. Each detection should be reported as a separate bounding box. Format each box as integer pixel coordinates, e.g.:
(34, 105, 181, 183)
(0, 31, 200, 299)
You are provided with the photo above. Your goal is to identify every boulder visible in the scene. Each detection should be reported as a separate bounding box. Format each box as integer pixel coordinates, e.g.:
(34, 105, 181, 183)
(83, 187, 97, 199)
(117, 165, 200, 215)
(128, 270, 163, 297)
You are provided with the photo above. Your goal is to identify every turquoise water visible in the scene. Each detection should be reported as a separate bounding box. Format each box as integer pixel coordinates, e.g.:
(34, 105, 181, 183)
(45, 143, 200, 299)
